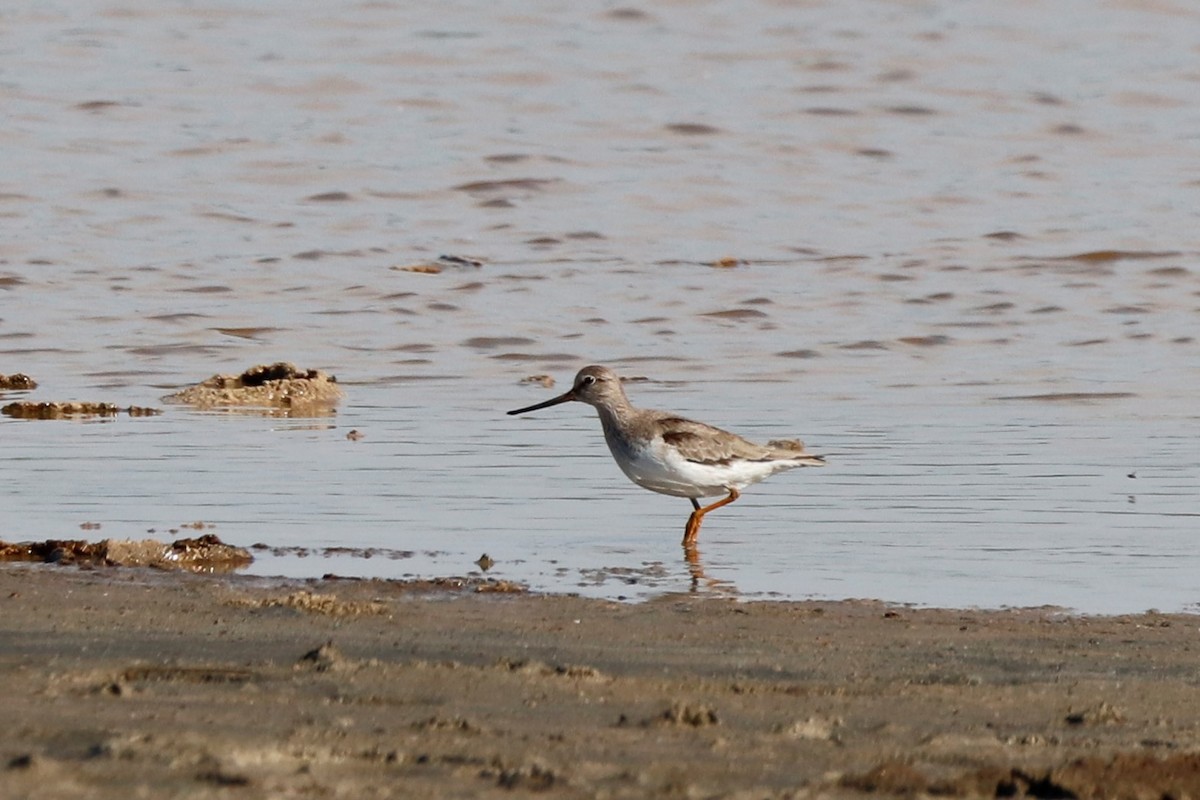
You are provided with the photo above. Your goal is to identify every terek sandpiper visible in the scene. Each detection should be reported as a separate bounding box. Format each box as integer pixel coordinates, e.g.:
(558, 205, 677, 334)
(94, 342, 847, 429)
(507, 365, 825, 547)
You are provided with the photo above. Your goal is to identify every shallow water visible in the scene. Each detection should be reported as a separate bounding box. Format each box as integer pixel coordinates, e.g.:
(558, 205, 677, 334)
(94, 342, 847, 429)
(2, 0, 1198, 613)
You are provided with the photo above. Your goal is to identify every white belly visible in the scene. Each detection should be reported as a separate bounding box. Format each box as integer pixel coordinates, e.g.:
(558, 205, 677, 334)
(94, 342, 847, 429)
(605, 435, 788, 499)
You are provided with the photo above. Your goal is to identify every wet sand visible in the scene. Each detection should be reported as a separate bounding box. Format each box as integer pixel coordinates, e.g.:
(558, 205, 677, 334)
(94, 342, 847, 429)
(2, 566, 1198, 798)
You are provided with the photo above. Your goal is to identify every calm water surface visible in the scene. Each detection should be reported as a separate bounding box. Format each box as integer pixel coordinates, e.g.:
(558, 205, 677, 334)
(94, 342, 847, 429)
(2, 0, 1198, 613)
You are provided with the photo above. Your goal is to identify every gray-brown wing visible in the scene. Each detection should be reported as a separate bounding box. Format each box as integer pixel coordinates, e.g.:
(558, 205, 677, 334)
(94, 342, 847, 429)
(655, 415, 777, 465)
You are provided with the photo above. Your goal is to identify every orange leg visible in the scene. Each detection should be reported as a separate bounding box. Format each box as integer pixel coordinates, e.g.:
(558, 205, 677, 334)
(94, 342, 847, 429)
(682, 488, 740, 547)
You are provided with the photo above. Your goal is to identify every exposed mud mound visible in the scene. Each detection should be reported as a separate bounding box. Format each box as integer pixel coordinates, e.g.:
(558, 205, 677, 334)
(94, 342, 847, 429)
(0, 534, 252, 573)
(162, 362, 343, 413)
(1, 401, 161, 419)
(0, 373, 37, 390)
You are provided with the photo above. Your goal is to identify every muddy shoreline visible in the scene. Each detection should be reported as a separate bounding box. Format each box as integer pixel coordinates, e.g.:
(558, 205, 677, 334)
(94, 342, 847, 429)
(1, 566, 1197, 798)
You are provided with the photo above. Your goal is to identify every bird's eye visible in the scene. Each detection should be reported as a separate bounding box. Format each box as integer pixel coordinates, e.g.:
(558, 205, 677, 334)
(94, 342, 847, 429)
(581, 375, 596, 386)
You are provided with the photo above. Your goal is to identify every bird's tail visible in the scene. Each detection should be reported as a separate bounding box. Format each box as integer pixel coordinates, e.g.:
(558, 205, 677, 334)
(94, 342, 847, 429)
(767, 439, 826, 466)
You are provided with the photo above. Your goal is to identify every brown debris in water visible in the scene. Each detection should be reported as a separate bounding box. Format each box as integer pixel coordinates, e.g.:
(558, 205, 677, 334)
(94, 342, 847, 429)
(0, 534, 252, 573)
(701, 307, 768, 320)
(1047, 249, 1180, 263)
(2, 402, 161, 419)
(996, 391, 1137, 403)
(898, 334, 953, 347)
(664, 122, 722, 135)
(453, 178, 557, 194)
(0, 373, 37, 390)
(162, 362, 343, 412)
(392, 254, 485, 274)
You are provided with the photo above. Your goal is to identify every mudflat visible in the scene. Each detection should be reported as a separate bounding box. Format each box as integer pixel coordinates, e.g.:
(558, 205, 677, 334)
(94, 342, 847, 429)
(1, 566, 1198, 798)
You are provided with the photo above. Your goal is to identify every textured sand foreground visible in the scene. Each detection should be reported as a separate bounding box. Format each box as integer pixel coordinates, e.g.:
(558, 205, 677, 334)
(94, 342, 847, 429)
(1, 567, 1198, 799)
